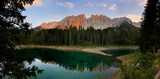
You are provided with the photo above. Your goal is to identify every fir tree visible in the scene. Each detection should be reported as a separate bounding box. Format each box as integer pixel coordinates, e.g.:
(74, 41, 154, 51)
(140, 0, 159, 53)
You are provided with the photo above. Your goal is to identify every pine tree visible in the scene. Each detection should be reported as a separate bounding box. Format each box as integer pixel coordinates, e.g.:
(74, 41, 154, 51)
(140, 0, 159, 53)
(0, 0, 34, 50)
(156, 1, 160, 52)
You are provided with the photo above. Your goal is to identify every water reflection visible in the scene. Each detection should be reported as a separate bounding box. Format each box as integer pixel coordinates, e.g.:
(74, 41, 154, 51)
(41, 60, 109, 72)
(0, 49, 43, 79)
(16, 48, 120, 73)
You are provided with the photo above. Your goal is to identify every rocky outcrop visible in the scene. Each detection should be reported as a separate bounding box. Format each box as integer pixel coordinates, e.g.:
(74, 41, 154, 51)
(40, 22, 58, 29)
(133, 22, 141, 27)
(111, 17, 133, 27)
(57, 14, 87, 29)
(87, 14, 112, 29)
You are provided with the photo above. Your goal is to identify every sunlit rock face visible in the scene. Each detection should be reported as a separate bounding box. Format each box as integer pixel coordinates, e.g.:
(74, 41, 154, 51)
(40, 22, 59, 29)
(37, 14, 140, 30)
(57, 14, 87, 29)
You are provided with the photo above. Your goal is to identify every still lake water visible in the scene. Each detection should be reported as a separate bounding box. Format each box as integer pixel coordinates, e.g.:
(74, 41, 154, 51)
(16, 48, 134, 79)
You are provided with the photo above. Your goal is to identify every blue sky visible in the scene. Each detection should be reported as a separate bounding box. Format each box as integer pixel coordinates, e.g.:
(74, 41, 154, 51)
(22, 0, 147, 28)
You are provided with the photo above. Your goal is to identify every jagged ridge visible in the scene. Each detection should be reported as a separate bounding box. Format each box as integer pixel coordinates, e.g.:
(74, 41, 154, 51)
(36, 14, 141, 29)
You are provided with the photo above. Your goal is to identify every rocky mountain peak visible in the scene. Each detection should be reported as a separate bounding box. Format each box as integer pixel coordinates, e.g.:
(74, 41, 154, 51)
(111, 17, 133, 27)
(37, 14, 140, 30)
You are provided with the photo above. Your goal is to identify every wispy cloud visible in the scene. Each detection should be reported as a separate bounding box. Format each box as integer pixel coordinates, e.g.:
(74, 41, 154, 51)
(109, 4, 116, 10)
(25, 0, 43, 7)
(119, 0, 131, 2)
(126, 14, 142, 22)
(57, 2, 74, 8)
(84, 2, 107, 7)
(139, 0, 148, 6)
(119, 0, 147, 6)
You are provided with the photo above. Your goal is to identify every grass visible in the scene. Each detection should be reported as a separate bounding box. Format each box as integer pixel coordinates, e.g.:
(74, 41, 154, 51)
(112, 53, 137, 79)
(116, 53, 137, 64)
(113, 51, 160, 79)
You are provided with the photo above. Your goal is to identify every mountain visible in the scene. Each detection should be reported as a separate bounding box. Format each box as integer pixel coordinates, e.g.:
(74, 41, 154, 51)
(118, 21, 136, 28)
(111, 17, 133, 27)
(36, 14, 140, 30)
(41, 22, 58, 29)
(133, 22, 141, 27)
(56, 14, 87, 29)
(87, 14, 112, 29)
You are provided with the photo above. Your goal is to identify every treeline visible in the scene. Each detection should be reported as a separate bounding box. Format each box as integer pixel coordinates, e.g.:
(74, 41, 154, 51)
(19, 26, 140, 46)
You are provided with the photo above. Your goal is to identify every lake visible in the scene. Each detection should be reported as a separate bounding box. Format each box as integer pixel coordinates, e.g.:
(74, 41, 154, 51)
(15, 48, 133, 79)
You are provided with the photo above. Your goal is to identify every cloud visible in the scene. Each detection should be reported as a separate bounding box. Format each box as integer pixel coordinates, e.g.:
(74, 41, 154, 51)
(119, 0, 147, 6)
(109, 4, 116, 10)
(25, 0, 43, 7)
(84, 2, 107, 7)
(119, 0, 131, 2)
(126, 14, 142, 22)
(139, 0, 148, 6)
(57, 2, 74, 8)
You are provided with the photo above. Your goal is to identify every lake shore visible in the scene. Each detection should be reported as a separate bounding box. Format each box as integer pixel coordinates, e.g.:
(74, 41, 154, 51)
(112, 53, 136, 79)
(15, 45, 138, 56)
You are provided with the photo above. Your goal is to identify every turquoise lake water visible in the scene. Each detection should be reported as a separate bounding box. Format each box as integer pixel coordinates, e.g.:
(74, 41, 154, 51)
(16, 48, 133, 79)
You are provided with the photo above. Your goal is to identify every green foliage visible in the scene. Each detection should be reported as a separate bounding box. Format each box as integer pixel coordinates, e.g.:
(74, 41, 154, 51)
(24, 27, 140, 46)
(130, 0, 160, 78)
(121, 52, 160, 79)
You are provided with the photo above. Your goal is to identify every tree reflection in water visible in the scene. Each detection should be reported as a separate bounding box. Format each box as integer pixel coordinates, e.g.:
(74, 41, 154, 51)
(0, 49, 43, 79)
(16, 48, 120, 73)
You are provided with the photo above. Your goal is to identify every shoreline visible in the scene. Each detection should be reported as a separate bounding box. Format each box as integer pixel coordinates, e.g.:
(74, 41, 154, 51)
(16, 45, 138, 79)
(15, 45, 138, 56)
(112, 53, 137, 79)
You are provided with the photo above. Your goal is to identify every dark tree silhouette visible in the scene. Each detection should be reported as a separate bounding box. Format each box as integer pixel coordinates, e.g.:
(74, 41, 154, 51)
(157, 0, 160, 23)
(0, 0, 34, 49)
(156, 1, 160, 52)
(140, 0, 160, 53)
(0, 0, 43, 78)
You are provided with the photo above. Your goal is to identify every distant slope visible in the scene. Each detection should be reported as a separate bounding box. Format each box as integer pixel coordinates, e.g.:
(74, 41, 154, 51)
(118, 21, 136, 28)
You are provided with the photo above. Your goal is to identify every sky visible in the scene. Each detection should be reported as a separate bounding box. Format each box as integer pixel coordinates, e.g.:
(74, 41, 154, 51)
(22, 0, 147, 28)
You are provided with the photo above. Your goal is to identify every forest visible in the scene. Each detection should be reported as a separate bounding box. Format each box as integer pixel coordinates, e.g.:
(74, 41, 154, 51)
(19, 26, 140, 46)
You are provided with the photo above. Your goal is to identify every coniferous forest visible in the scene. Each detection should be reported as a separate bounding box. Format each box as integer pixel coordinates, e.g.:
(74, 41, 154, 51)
(18, 26, 140, 46)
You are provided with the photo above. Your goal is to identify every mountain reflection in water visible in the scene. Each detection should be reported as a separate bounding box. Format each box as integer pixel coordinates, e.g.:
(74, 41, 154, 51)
(16, 48, 120, 79)
(41, 60, 110, 72)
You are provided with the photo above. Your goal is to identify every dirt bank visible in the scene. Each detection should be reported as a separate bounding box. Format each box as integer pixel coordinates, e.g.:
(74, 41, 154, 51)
(15, 45, 138, 57)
